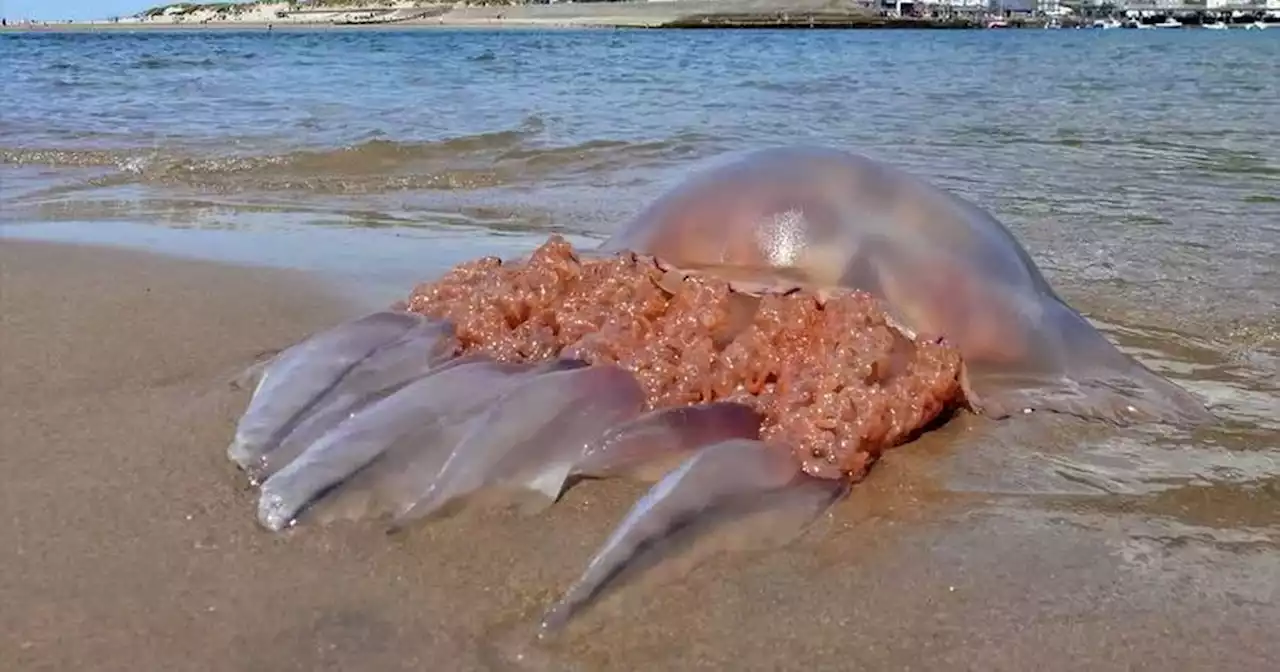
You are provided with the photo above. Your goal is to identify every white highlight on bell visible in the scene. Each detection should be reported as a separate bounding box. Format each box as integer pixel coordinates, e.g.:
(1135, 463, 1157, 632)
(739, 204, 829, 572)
(757, 208, 808, 267)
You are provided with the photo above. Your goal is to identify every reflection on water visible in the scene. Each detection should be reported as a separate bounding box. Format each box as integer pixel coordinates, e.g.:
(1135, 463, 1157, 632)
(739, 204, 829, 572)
(2, 29, 1277, 552)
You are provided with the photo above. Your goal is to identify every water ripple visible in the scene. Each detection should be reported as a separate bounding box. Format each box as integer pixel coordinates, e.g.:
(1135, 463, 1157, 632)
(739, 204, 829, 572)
(1, 29, 1276, 503)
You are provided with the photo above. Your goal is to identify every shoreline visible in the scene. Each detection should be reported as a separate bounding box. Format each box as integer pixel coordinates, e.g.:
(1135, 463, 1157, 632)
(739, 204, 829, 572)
(0, 19, 982, 33)
(7, 16, 1276, 34)
(0, 219, 603, 308)
(3, 0, 1276, 31)
(3, 238, 1278, 671)
(0, 1, 1057, 32)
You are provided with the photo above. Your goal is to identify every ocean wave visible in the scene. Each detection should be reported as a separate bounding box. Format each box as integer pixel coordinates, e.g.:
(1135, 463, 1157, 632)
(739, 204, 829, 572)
(0, 123, 719, 196)
(135, 56, 219, 69)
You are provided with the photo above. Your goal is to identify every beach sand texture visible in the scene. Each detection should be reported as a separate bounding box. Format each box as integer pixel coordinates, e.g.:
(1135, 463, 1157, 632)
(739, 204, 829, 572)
(2, 239, 1277, 671)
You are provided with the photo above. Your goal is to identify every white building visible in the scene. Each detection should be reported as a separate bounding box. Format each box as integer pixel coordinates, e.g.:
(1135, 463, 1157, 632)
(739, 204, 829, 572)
(1202, 0, 1271, 7)
(915, 0, 989, 7)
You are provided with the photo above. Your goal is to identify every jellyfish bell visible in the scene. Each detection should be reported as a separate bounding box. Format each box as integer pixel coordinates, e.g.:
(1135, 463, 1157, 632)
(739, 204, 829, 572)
(604, 145, 1214, 427)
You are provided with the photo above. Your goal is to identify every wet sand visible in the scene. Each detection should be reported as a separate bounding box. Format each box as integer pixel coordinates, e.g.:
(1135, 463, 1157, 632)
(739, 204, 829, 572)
(2, 240, 1276, 672)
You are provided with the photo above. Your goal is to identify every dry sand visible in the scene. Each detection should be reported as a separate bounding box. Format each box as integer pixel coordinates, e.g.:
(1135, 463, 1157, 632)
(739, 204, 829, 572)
(2, 240, 1276, 671)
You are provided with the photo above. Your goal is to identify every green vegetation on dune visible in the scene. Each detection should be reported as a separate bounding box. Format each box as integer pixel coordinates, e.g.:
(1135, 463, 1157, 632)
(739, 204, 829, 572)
(142, 3, 251, 18)
(299, 0, 421, 6)
(138, 1, 428, 19)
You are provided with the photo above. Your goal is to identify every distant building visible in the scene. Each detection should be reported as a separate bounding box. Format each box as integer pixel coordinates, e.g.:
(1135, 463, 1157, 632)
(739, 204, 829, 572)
(912, 0, 988, 6)
(988, 0, 1039, 11)
(881, 0, 988, 12)
(1124, 0, 1269, 7)
(1117, 0, 1192, 8)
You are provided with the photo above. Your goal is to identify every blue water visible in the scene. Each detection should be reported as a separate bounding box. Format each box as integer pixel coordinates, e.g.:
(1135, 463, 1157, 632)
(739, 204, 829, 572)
(1, 26, 1277, 501)
(3, 30, 1277, 283)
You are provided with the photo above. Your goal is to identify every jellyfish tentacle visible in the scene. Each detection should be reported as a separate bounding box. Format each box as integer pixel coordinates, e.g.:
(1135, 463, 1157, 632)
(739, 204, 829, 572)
(539, 439, 848, 636)
(228, 310, 427, 471)
(388, 363, 647, 529)
(573, 402, 764, 483)
(255, 357, 569, 531)
(249, 320, 460, 484)
(305, 357, 597, 528)
(227, 348, 281, 392)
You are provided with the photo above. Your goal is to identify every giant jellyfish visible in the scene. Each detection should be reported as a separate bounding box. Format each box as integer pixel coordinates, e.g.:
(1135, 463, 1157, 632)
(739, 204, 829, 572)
(223, 146, 1214, 634)
(603, 146, 1214, 426)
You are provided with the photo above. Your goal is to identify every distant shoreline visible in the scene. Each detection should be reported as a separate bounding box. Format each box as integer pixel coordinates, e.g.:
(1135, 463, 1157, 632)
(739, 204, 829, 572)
(0, 23, 997, 34)
(0, 17, 1045, 34)
(7, 16, 1277, 34)
(0, 1, 719, 32)
(3, 0, 1275, 33)
(0, 21, 635, 32)
(0, 0, 1020, 32)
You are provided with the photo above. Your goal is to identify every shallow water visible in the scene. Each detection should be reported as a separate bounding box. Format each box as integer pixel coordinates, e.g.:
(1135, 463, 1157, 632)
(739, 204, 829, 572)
(2, 26, 1277, 660)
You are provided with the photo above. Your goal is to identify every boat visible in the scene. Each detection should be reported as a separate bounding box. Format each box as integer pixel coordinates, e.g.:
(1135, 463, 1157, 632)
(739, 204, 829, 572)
(1092, 18, 1122, 29)
(1155, 17, 1182, 28)
(1244, 21, 1268, 30)
(1203, 21, 1229, 30)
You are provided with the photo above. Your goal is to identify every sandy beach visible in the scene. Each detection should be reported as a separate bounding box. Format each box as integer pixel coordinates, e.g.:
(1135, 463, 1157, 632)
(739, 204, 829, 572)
(2, 238, 1276, 671)
(1, 1, 727, 31)
(0, 0, 966, 32)
(4, 13, 1279, 668)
